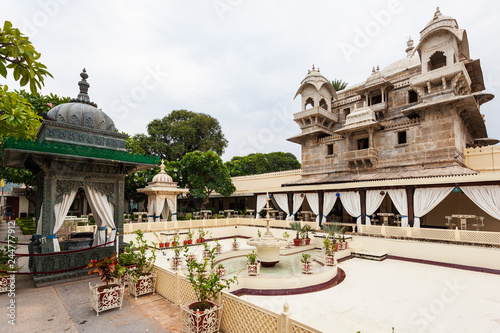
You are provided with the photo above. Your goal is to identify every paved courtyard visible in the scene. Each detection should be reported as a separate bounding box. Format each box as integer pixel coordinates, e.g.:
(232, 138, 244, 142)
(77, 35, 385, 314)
(242, 258, 500, 333)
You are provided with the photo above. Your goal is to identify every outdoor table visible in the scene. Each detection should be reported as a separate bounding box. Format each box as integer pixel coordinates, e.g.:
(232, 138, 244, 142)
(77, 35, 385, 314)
(451, 214, 476, 230)
(269, 210, 278, 219)
(224, 209, 234, 218)
(301, 211, 313, 221)
(377, 213, 394, 226)
(246, 209, 255, 218)
(200, 210, 211, 219)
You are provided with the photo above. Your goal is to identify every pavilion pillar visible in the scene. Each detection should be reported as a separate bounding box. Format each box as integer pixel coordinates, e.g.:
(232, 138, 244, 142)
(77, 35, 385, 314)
(406, 186, 415, 227)
(359, 188, 366, 225)
(318, 190, 324, 228)
(116, 177, 125, 248)
(287, 192, 293, 220)
(41, 171, 56, 253)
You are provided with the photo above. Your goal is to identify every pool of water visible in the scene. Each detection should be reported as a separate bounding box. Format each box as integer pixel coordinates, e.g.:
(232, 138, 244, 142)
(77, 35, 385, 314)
(221, 251, 318, 276)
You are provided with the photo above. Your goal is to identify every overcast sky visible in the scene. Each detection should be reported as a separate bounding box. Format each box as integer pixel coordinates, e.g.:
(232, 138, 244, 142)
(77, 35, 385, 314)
(2, 0, 499, 161)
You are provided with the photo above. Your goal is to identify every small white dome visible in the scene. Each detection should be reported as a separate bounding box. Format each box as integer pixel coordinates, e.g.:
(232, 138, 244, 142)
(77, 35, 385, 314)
(152, 160, 173, 183)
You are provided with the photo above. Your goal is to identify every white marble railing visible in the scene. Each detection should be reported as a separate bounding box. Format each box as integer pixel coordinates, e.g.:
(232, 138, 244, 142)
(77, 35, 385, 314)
(74, 218, 321, 234)
(359, 225, 500, 245)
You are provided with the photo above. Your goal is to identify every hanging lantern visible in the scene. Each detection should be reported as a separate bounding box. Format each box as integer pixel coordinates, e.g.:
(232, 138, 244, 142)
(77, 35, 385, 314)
(453, 187, 461, 193)
(380, 191, 385, 196)
(336, 193, 340, 197)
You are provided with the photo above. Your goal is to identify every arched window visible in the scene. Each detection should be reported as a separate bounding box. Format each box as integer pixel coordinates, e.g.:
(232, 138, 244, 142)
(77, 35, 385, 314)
(319, 98, 328, 110)
(428, 51, 446, 71)
(305, 97, 314, 109)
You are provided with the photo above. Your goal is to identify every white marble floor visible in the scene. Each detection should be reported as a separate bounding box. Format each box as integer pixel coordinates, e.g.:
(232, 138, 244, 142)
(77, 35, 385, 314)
(241, 258, 500, 333)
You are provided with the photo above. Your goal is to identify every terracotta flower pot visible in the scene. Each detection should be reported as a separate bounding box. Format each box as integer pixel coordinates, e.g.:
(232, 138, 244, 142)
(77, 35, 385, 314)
(164, 242, 170, 248)
(172, 241, 178, 247)
(183, 240, 189, 245)
(188, 239, 193, 245)
(293, 239, 302, 246)
(196, 239, 202, 244)
(306, 238, 311, 245)
(159, 243, 164, 249)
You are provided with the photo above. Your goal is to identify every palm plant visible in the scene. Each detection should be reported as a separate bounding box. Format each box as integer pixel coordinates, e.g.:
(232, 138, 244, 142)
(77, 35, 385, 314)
(331, 79, 348, 91)
(289, 221, 302, 239)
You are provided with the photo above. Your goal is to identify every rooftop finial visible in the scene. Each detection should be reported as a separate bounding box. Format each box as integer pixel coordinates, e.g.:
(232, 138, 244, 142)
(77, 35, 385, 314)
(434, 7, 442, 20)
(312, 64, 315, 70)
(160, 159, 166, 173)
(372, 66, 375, 73)
(405, 36, 415, 56)
(376, 65, 380, 71)
(70, 68, 98, 107)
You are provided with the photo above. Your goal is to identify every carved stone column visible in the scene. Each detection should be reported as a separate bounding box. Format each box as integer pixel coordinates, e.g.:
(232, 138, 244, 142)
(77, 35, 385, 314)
(318, 190, 324, 227)
(360, 189, 367, 225)
(41, 172, 56, 253)
(406, 186, 415, 227)
(287, 192, 294, 219)
(116, 177, 125, 247)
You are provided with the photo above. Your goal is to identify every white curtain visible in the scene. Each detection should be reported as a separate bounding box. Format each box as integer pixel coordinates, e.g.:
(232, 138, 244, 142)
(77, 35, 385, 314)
(162, 198, 169, 220)
(323, 192, 338, 221)
(147, 197, 155, 222)
(85, 184, 116, 246)
(365, 190, 386, 225)
(35, 203, 43, 238)
(255, 194, 267, 219)
(413, 187, 453, 228)
(461, 186, 500, 220)
(168, 198, 177, 221)
(305, 193, 320, 222)
(340, 191, 361, 229)
(388, 189, 409, 227)
(291, 193, 305, 221)
(273, 194, 290, 220)
(155, 197, 165, 221)
(52, 191, 77, 252)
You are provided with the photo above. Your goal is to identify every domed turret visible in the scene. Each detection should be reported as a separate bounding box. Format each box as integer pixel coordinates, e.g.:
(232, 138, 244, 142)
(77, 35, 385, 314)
(152, 160, 174, 183)
(45, 69, 116, 132)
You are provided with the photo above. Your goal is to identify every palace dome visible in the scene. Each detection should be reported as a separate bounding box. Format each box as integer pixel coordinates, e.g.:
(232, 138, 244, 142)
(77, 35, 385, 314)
(45, 69, 116, 133)
(152, 160, 173, 183)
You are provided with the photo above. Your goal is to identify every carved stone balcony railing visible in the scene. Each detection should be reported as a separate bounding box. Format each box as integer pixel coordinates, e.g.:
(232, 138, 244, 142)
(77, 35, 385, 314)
(344, 148, 378, 168)
(293, 106, 337, 127)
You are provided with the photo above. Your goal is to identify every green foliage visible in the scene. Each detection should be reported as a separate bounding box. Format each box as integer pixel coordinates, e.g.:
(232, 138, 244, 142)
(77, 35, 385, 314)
(128, 230, 157, 282)
(179, 151, 236, 208)
(283, 231, 290, 239)
(139, 109, 228, 161)
(331, 79, 348, 92)
(246, 250, 257, 265)
(183, 245, 237, 308)
(302, 224, 312, 239)
(118, 246, 137, 266)
(225, 152, 301, 177)
(197, 228, 206, 240)
(0, 235, 20, 274)
(289, 221, 302, 239)
(186, 228, 194, 240)
(0, 21, 52, 93)
(323, 238, 333, 256)
(0, 86, 41, 140)
(300, 253, 312, 263)
(87, 252, 125, 285)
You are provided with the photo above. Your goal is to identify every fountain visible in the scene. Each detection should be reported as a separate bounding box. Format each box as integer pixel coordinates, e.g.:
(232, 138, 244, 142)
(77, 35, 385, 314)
(247, 193, 288, 267)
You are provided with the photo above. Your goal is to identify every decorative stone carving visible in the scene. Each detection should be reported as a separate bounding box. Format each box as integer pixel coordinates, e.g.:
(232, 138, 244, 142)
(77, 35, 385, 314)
(56, 180, 84, 198)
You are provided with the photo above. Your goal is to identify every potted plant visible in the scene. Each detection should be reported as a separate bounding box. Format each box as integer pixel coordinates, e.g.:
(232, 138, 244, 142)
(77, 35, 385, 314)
(290, 222, 302, 246)
(118, 246, 137, 286)
(323, 238, 335, 266)
(153, 232, 165, 248)
(171, 246, 183, 269)
(172, 230, 180, 247)
(214, 238, 222, 254)
(186, 228, 194, 245)
(0, 236, 20, 293)
(257, 229, 262, 238)
(196, 228, 206, 243)
(128, 230, 158, 299)
(302, 225, 312, 245)
(282, 231, 290, 248)
(215, 263, 227, 279)
(246, 250, 259, 276)
(202, 242, 211, 259)
(232, 235, 239, 251)
(181, 245, 237, 332)
(87, 252, 126, 316)
(301, 253, 313, 274)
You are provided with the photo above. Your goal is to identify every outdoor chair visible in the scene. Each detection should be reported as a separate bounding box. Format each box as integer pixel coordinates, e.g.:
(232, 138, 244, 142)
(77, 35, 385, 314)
(445, 216, 456, 229)
(471, 216, 484, 231)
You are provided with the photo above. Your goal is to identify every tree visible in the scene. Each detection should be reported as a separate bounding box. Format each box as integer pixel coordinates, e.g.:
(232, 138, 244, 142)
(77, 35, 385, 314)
(331, 79, 348, 92)
(144, 110, 228, 161)
(225, 152, 301, 177)
(179, 151, 235, 209)
(0, 21, 52, 93)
